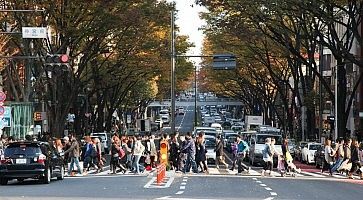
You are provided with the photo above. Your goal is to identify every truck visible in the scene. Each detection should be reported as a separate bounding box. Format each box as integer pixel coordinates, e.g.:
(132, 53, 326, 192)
(245, 115, 263, 131)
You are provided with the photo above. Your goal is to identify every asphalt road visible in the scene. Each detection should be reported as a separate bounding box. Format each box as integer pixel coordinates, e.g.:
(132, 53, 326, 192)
(175, 105, 194, 134)
(1, 173, 363, 200)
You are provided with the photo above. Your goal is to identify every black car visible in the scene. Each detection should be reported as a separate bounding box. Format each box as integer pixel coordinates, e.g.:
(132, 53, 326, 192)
(314, 145, 325, 169)
(0, 141, 64, 185)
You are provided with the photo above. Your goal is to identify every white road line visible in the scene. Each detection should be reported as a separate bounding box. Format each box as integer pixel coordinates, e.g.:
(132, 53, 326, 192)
(256, 181, 262, 183)
(183, 176, 188, 179)
(208, 168, 221, 174)
(260, 184, 267, 187)
(180, 186, 186, 190)
(270, 192, 277, 196)
(175, 191, 184, 195)
(248, 169, 261, 176)
(265, 187, 272, 191)
(252, 178, 258, 180)
(181, 182, 187, 185)
(264, 197, 274, 200)
(300, 171, 325, 178)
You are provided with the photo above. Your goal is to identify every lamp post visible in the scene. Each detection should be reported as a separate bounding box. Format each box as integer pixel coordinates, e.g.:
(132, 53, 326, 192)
(194, 65, 198, 127)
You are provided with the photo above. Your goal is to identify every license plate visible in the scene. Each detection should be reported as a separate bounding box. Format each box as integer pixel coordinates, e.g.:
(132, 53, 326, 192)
(16, 158, 27, 164)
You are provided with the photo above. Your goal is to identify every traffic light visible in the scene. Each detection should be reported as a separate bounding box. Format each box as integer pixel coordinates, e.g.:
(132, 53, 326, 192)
(160, 140, 168, 165)
(45, 54, 69, 71)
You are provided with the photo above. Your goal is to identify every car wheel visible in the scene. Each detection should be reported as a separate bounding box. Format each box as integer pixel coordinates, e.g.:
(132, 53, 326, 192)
(57, 165, 65, 180)
(0, 178, 8, 185)
(42, 167, 51, 184)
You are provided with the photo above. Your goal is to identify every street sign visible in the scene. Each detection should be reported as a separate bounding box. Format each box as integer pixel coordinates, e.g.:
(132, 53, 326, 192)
(22, 27, 47, 39)
(0, 91, 6, 102)
(212, 54, 236, 70)
(127, 115, 131, 124)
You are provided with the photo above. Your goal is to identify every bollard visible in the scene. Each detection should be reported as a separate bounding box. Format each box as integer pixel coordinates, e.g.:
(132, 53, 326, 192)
(156, 163, 166, 185)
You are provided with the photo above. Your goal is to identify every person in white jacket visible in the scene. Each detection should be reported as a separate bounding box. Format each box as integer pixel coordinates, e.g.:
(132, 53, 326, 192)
(132, 136, 145, 174)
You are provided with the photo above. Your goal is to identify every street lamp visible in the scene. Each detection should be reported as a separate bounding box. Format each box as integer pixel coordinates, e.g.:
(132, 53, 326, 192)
(194, 65, 198, 127)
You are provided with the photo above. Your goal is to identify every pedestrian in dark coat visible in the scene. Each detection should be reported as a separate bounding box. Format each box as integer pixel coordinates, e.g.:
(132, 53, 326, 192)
(215, 135, 228, 169)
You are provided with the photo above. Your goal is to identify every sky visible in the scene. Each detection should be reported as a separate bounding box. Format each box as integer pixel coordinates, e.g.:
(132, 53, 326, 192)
(167, 0, 207, 65)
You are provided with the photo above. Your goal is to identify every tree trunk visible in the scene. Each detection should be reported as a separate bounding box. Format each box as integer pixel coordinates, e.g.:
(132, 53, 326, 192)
(337, 59, 347, 139)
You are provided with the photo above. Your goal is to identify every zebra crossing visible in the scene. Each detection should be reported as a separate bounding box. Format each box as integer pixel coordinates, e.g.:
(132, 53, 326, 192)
(186, 166, 362, 180)
(67, 165, 361, 180)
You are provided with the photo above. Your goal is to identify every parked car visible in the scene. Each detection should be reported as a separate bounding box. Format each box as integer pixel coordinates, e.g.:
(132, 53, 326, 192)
(204, 135, 216, 164)
(314, 145, 325, 169)
(301, 142, 321, 164)
(0, 141, 64, 185)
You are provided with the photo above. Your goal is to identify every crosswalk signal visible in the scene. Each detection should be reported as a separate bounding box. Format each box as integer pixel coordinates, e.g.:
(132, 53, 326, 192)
(160, 140, 168, 165)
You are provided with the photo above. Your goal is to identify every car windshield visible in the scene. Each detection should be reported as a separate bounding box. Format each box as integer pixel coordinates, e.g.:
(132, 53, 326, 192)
(4, 146, 42, 157)
(256, 135, 282, 145)
(204, 138, 216, 148)
(309, 144, 320, 150)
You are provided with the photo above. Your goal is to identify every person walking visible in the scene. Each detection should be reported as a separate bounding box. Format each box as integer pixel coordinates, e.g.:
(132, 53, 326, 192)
(348, 140, 363, 179)
(64, 135, 83, 176)
(236, 135, 250, 174)
(323, 139, 335, 176)
(229, 138, 238, 171)
(215, 135, 228, 169)
(149, 135, 158, 168)
(182, 132, 198, 173)
(262, 138, 273, 177)
(169, 134, 180, 170)
(132, 136, 145, 174)
(331, 138, 345, 174)
(93, 138, 104, 173)
(110, 136, 127, 174)
(83, 136, 97, 174)
(196, 134, 208, 173)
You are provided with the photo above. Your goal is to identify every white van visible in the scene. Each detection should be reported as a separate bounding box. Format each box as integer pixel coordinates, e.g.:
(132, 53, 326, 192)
(211, 123, 223, 135)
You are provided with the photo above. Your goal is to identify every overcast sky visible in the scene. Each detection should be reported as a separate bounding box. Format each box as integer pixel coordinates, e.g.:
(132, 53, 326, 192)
(167, 0, 207, 65)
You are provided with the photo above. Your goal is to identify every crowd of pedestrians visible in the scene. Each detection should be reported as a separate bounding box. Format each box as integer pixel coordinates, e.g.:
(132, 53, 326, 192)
(322, 138, 363, 179)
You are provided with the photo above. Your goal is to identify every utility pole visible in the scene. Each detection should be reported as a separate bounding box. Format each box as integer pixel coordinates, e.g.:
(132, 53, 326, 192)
(319, 44, 323, 142)
(170, 9, 176, 134)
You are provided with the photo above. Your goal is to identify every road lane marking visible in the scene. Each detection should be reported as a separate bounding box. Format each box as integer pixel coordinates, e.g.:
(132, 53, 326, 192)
(180, 186, 186, 190)
(265, 187, 272, 191)
(144, 177, 175, 188)
(270, 192, 277, 196)
(175, 191, 184, 195)
(260, 184, 267, 186)
(300, 171, 325, 178)
(208, 168, 221, 174)
(252, 178, 258, 180)
(256, 180, 262, 183)
(264, 197, 274, 200)
(181, 182, 187, 185)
